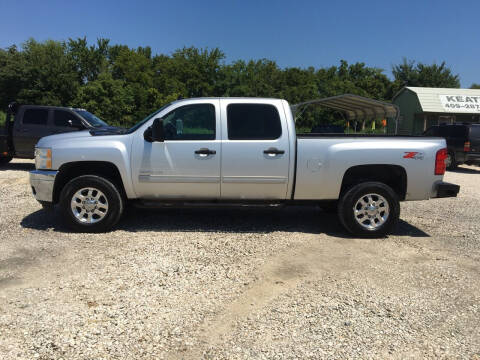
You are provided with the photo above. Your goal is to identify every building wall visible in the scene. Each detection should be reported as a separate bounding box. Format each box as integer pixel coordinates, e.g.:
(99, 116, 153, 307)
(393, 89, 422, 135)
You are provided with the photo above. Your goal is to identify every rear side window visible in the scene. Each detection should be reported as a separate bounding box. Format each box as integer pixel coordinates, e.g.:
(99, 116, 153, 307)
(469, 125, 480, 139)
(54, 110, 82, 127)
(227, 104, 282, 140)
(23, 109, 48, 125)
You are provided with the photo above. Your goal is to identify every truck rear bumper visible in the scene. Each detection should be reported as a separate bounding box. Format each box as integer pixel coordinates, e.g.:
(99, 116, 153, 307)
(465, 152, 480, 163)
(434, 181, 460, 198)
(29, 170, 58, 203)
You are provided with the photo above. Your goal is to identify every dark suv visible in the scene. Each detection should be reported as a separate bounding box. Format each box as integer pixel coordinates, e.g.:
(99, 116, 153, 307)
(423, 123, 480, 170)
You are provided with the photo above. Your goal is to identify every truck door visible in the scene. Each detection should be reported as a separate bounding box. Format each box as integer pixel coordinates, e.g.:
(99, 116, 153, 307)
(220, 100, 290, 200)
(131, 100, 221, 199)
(13, 107, 51, 158)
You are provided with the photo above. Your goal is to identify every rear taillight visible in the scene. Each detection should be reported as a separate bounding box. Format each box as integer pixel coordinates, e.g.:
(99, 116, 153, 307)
(464, 141, 471, 152)
(435, 148, 448, 175)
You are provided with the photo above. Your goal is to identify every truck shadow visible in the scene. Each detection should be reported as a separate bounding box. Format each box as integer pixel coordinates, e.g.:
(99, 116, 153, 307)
(450, 166, 480, 174)
(0, 162, 35, 171)
(21, 206, 429, 238)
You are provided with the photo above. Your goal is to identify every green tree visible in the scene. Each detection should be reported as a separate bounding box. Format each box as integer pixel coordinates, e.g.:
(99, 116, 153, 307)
(0, 45, 27, 109)
(16, 39, 80, 106)
(67, 37, 110, 83)
(72, 72, 134, 127)
(217, 59, 283, 97)
(391, 58, 460, 95)
(154, 47, 225, 98)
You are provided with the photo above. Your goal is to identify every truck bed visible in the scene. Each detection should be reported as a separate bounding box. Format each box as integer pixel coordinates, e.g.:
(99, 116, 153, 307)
(293, 135, 446, 201)
(297, 133, 427, 138)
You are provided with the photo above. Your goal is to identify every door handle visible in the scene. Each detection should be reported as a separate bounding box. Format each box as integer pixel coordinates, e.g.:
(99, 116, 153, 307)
(195, 148, 216, 156)
(264, 147, 285, 156)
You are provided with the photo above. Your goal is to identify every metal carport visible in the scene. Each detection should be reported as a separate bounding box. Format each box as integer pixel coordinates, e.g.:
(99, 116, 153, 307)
(291, 94, 400, 133)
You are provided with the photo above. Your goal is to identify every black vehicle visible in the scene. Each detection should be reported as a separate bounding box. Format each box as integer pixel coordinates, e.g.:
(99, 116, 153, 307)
(0, 103, 120, 164)
(423, 123, 480, 170)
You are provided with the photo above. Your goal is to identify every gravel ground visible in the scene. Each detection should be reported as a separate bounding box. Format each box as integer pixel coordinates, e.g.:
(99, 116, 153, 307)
(0, 159, 479, 359)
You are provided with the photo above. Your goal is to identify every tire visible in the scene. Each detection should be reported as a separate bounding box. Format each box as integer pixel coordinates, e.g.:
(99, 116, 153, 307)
(446, 151, 457, 171)
(59, 175, 124, 232)
(337, 182, 400, 238)
(0, 156, 13, 166)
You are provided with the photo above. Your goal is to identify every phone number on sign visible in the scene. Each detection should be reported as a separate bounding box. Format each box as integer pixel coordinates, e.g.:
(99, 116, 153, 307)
(444, 103, 480, 110)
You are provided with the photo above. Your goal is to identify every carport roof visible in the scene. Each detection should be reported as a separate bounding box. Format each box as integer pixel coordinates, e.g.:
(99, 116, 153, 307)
(291, 94, 399, 121)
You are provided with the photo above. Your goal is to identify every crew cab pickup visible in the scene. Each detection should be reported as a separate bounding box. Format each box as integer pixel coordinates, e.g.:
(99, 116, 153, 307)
(29, 98, 460, 237)
(0, 103, 120, 164)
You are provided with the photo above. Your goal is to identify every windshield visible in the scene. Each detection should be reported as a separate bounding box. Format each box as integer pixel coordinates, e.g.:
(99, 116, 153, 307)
(125, 102, 173, 134)
(75, 110, 109, 128)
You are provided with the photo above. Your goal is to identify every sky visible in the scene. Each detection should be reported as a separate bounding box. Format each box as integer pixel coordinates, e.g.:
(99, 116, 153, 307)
(0, 0, 479, 87)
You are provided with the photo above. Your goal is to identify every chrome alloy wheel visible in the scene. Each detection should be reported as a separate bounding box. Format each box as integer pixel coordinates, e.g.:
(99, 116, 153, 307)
(70, 187, 109, 224)
(353, 193, 389, 231)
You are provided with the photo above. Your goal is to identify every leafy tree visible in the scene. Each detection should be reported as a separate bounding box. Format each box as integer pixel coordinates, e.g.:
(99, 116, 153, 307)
(391, 58, 460, 95)
(67, 37, 110, 83)
(0, 38, 466, 132)
(72, 72, 134, 127)
(470, 83, 480, 89)
(16, 39, 80, 106)
(217, 59, 283, 97)
(0, 45, 27, 109)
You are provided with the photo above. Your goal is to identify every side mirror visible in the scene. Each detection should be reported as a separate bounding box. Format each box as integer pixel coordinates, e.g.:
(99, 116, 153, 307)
(68, 119, 84, 129)
(144, 118, 164, 142)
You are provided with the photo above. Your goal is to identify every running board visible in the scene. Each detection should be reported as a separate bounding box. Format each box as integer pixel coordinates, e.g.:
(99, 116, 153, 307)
(133, 200, 286, 209)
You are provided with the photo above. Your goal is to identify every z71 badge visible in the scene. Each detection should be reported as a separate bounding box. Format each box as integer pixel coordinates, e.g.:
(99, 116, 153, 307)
(403, 152, 424, 160)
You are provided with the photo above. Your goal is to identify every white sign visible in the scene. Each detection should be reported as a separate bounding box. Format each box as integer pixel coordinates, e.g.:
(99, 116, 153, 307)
(439, 94, 480, 113)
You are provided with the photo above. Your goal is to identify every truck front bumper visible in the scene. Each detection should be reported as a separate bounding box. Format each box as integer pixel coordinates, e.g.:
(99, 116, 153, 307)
(29, 170, 58, 203)
(434, 181, 460, 198)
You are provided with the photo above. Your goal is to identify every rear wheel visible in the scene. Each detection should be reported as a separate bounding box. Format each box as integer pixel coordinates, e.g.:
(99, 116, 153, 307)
(0, 156, 12, 166)
(60, 175, 124, 232)
(338, 182, 400, 238)
(445, 151, 457, 170)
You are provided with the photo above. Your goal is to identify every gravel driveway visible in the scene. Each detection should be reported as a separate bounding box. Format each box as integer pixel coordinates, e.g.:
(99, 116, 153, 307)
(0, 159, 479, 359)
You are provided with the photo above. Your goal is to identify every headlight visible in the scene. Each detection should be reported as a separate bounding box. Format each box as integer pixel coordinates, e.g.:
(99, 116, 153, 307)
(35, 147, 52, 169)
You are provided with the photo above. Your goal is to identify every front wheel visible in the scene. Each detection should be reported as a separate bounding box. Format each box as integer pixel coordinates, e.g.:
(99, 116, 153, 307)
(60, 175, 124, 232)
(337, 182, 400, 238)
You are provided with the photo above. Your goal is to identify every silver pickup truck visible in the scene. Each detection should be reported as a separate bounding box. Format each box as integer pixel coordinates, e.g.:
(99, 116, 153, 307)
(29, 97, 460, 237)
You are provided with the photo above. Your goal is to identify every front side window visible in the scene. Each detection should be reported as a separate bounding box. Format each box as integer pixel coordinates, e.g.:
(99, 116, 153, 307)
(161, 103, 215, 140)
(23, 109, 48, 126)
(54, 110, 82, 127)
(227, 104, 282, 140)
